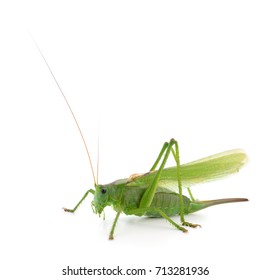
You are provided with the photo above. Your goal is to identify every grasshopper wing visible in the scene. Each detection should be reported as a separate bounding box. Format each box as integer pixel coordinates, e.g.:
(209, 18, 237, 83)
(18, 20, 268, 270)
(127, 149, 247, 192)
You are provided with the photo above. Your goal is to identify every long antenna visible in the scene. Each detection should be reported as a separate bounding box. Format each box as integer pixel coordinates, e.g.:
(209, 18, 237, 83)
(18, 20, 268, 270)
(32, 38, 97, 185)
(96, 130, 100, 184)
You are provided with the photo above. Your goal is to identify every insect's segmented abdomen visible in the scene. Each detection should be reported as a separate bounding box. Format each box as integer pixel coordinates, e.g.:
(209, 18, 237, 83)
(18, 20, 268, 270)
(145, 192, 190, 217)
(119, 186, 190, 217)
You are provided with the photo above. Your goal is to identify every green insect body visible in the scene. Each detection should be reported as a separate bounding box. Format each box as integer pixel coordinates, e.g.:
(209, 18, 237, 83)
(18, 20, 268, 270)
(34, 41, 248, 240)
(65, 143, 248, 240)
(94, 183, 246, 218)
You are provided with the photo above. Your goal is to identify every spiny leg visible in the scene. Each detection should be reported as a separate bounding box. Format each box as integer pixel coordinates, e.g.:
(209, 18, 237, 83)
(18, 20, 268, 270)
(63, 189, 95, 213)
(171, 147, 197, 202)
(109, 210, 121, 240)
(139, 139, 198, 228)
(139, 139, 176, 209)
(149, 142, 169, 171)
(126, 207, 187, 233)
(173, 141, 200, 228)
(142, 139, 200, 228)
(187, 188, 196, 202)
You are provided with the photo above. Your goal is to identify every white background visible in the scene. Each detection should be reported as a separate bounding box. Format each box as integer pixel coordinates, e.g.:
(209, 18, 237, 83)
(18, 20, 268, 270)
(1, 1, 270, 279)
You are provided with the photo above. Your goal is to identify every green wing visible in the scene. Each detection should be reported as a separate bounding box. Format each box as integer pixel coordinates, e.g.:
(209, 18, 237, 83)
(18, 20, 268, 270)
(127, 149, 247, 191)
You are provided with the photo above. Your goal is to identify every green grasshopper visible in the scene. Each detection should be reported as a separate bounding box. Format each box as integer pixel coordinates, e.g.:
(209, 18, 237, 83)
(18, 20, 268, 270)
(64, 145, 248, 239)
(35, 41, 248, 240)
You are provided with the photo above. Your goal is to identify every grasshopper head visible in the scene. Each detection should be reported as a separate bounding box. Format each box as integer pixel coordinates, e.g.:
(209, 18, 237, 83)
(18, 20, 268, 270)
(92, 185, 110, 216)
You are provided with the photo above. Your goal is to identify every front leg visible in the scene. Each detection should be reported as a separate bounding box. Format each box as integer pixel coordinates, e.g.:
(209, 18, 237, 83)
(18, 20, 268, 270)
(109, 210, 121, 240)
(63, 189, 95, 213)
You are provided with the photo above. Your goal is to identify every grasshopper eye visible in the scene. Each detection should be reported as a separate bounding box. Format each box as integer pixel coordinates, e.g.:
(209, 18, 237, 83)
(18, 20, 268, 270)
(101, 189, 107, 194)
